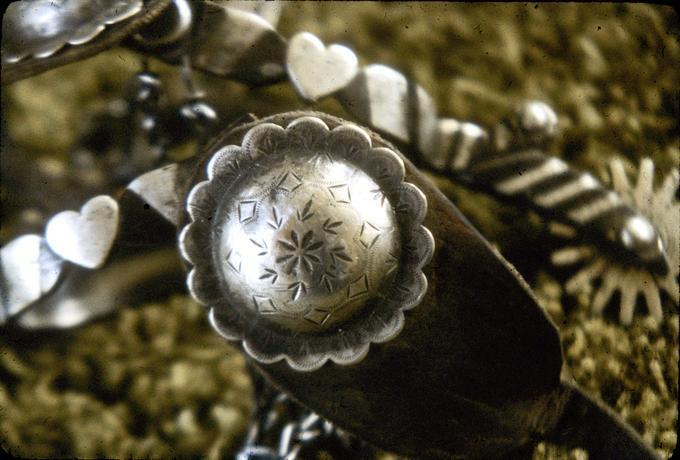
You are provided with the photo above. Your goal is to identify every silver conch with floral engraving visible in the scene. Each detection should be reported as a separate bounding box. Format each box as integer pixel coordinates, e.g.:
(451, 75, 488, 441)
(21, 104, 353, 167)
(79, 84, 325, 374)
(179, 116, 434, 371)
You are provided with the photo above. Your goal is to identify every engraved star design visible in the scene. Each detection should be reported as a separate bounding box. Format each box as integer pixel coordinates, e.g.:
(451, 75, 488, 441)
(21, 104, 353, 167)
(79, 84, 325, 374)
(276, 230, 323, 275)
(329, 245, 352, 267)
(238, 200, 258, 223)
(296, 199, 315, 221)
(322, 218, 343, 235)
(304, 307, 331, 325)
(320, 270, 338, 293)
(252, 296, 278, 314)
(226, 159, 242, 176)
(287, 281, 308, 301)
(311, 150, 334, 163)
(250, 238, 269, 256)
(277, 171, 303, 192)
(259, 268, 278, 284)
(268, 207, 283, 229)
(180, 117, 434, 370)
(225, 249, 242, 273)
(359, 221, 381, 248)
(328, 184, 352, 204)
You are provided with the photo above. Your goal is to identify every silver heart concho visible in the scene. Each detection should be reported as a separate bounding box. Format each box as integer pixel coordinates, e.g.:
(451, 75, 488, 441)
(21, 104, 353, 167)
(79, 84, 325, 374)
(286, 32, 359, 102)
(45, 195, 120, 269)
(0, 235, 63, 320)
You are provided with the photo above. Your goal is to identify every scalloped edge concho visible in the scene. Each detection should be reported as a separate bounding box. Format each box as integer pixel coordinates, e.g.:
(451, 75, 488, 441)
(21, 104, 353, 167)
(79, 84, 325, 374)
(179, 115, 434, 371)
(1, 0, 172, 85)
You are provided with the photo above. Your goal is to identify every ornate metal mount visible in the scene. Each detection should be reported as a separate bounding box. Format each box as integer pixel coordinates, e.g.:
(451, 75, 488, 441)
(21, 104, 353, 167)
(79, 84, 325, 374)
(180, 115, 434, 371)
(0, 4, 672, 458)
(2, 0, 144, 63)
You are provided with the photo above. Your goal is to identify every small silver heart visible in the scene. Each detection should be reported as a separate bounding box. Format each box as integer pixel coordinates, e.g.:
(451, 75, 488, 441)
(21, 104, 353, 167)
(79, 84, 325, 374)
(46, 195, 120, 269)
(287, 32, 359, 102)
(0, 235, 63, 321)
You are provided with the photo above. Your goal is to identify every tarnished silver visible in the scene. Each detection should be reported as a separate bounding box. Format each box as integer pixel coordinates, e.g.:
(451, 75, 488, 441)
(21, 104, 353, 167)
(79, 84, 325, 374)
(0, 235, 63, 324)
(338, 64, 439, 155)
(15, 248, 181, 329)
(287, 32, 359, 102)
(1, 0, 143, 64)
(429, 118, 489, 172)
(0, 8, 673, 459)
(1, 11, 673, 338)
(552, 158, 679, 324)
(465, 147, 670, 276)
(127, 163, 182, 224)
(131, 0, 192, 48)
(229, 0, 284, 28)
(237, 387, 368, 460)
(45, 195, 120, 269)
(180, 116, 433, 371)
(515, 100, 560, 145)
(189, 1, 288, 85)
(490, 100, 562, 152)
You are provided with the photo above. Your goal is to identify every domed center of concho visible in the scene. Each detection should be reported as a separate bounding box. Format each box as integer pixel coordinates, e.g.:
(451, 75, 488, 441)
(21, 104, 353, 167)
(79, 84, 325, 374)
(215, 153, 400, 332)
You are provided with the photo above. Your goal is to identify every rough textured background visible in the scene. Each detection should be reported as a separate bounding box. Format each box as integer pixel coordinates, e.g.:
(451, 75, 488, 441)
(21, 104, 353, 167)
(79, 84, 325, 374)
(1, 3, 677, 459)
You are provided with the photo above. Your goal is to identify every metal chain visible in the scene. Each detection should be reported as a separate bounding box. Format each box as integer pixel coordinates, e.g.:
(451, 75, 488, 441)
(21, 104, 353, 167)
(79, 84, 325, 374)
(237, 372, 376, 460)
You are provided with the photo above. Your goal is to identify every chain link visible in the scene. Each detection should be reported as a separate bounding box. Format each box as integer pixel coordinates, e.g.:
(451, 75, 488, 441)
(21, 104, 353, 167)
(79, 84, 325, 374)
(237, 372, 377, 460)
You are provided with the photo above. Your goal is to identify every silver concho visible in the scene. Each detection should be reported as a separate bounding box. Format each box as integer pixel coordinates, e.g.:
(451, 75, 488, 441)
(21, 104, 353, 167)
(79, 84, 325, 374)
(2, 0, 143, 64)
(180, 116, 434, 371)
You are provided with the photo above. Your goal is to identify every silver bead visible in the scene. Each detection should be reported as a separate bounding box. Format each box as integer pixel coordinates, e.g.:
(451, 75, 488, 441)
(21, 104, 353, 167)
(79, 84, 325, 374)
(515, 100, 560, 144)
(179, 100, 218, 125)
(620, 215, 668, 273)
(132, 72, 162, 108)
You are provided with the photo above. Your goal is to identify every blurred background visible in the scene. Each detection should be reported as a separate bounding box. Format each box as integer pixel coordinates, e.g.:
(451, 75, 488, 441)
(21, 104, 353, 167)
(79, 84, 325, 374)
(1, 3, 677, 458)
